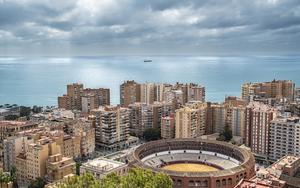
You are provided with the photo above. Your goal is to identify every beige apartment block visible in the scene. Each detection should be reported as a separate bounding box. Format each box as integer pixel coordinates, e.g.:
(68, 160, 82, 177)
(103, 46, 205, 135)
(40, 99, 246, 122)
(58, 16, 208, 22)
(140, 83, 156, 105)
(245, 102, 277, 157)
(92, 106, 130, 150)
(150, 101, 173, 129)
(242, 80, 295, 102)
(3, 136, 34, 172)
(175, 106, 203, 138)
(120, 80, 141, 107)
(161, 115, 175, 139)
(0, 121, 38, 140)
(128, 103, 153, 137)
(58, 83, 110, 111)
(46, 154, 75, 182)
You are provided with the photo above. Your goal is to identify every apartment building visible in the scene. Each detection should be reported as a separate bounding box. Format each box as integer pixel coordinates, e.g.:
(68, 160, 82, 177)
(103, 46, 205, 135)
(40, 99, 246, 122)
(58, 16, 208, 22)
(174, 83, 205, 104)
(187, 83, 206, 102)
(224, 97, 247, 139)
(295, 87, 300, 102)
(230, 106, 246, 138)
(269, 116, 300, 161)
(161, 115, 175, 139)
(249, 155, 300, 188)
(81, 94, 97, 113)
(140, 83, 156, 105)
(211, 104, 226, 134)
(242, 80, 295, 102)
(155, 83, 166, 102)
(46, 154, 75, 182)
(3, 136, 34, 172)
(151, 101, 173, 129)
(128, 103, 153, 137)
(175, 106, 205, 138)
(0, 121, 38, 141)
(92, 106, 130, 150)
(62, 135, 81, 159)
(58, 83, 83, 110)
(163, 89, 184, 109)
(245, 102, 277, 157)
(21, 140, 74, 184)
(120, 81, 205, 108)
(58, 83, 110, 111)
(16, 138, 61, 184)
(120, 80, 141, 107)
(68, 120, 95, 157)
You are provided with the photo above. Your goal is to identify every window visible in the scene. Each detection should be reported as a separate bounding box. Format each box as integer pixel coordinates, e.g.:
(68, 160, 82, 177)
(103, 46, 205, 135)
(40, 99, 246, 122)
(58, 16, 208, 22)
(222, 179, 226, 186)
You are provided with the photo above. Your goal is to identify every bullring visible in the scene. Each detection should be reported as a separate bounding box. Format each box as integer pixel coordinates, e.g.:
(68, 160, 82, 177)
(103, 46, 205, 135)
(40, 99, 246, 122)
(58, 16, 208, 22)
(128, 138, 255, 188)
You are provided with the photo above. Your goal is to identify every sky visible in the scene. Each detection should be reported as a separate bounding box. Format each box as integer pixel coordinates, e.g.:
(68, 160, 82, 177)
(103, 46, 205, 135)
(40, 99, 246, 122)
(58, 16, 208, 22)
(0, 0, 300, 56)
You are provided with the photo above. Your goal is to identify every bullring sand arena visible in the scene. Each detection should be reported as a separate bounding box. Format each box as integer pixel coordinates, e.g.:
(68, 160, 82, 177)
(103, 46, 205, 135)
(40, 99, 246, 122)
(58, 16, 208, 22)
(162, 163, 219, 172)
(129, 138, 255, 188)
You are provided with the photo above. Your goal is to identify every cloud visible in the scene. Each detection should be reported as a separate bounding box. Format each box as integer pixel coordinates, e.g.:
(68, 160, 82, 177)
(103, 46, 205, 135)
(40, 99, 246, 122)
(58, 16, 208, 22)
(0, 0, 300, 55)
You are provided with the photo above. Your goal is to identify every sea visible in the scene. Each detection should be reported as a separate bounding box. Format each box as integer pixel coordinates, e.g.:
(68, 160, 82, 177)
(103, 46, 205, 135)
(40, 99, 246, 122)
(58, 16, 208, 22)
(0, 55, 300, 107)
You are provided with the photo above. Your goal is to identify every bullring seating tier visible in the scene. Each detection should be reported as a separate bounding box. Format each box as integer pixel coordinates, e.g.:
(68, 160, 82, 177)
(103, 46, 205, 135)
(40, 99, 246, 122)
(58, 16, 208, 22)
(141, 150, 240, 170)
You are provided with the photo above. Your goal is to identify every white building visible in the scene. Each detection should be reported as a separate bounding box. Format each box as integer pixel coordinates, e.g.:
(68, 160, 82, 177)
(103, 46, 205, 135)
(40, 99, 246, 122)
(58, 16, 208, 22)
(80, 158, 128, 179)
(269, 116, 300, 161)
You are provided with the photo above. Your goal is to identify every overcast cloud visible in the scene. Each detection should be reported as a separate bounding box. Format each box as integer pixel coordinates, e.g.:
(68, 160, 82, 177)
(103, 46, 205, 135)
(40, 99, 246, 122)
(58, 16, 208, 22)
(0, 0, 300, 55)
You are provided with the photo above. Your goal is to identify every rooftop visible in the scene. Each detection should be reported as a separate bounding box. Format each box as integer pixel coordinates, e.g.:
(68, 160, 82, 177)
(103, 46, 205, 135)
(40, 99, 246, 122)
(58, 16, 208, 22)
(250, 155, 300, 187)
(247, 102, 277, 112)
(272, 116, 300, 124)
(82, 158, 126, 172)
(234, 179, 273, 188)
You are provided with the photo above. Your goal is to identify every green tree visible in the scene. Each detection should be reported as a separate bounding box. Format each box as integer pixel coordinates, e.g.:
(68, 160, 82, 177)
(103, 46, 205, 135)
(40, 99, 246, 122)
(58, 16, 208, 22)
(143, 128, 161, 141)
(10, 166, 18, 188)
(56, 168, 172, 188)
(219, 125, 232, 141)
(0, 173, 12, 183)
(20, 106, 31, 119)
(57, 173, 100, 188)
(75, 162, 82, 175)
(32, 106, 43, 114)
(100, 173, 120, 188)
(28, 177, 46, 188)
(0, 173, 13, 188)
(4, 115, 19, 120)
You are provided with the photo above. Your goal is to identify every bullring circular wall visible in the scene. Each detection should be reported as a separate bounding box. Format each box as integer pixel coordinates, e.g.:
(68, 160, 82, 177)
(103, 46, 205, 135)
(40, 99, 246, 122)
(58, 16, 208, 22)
(128, 138, 255, 188)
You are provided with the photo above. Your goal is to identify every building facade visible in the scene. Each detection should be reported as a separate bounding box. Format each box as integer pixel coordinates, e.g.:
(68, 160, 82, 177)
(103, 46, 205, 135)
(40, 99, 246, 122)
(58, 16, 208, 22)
(175, 106, 205, 138)
(269, 116, 300, 161)
(46, 154, 75, 183)
(92, 106, 130, 150)
(245, 102, 277, 157)
(242, 80, 295, 102)
(120, 80, 141, 107)
(161, 115, 175, 139)
(58, 83, 110, 111)
(128, 103, 153, 137)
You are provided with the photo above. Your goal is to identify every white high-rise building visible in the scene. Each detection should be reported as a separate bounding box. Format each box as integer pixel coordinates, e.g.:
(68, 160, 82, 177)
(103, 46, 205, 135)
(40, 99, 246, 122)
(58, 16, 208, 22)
(269, 116, 300, 161)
